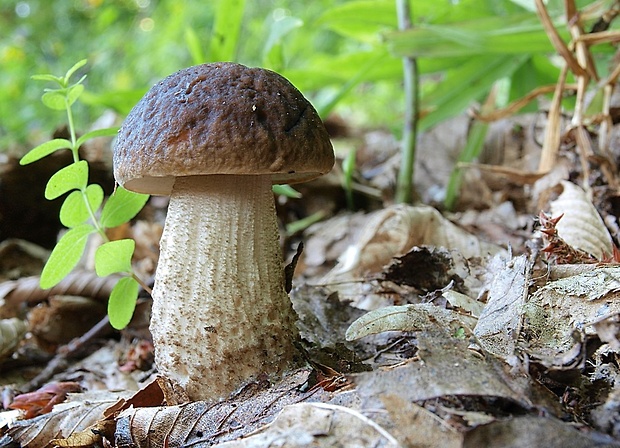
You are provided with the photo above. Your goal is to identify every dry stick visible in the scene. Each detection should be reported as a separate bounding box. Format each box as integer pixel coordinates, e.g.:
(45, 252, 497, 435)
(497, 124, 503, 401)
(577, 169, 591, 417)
(601, 62, 620, 166)
(535, 0, 587, 77)
(577, 30, 620, 45)
(566, 1, 594, 187)
(600, 83, 612, 150)
(566, 0, 599, 81)
(567, 1, 594, 128)
(394, 0, 419, 204)
(24, 314, 113, 391)
(474, 84, 578, 122)
(567, 0, 620, 189)
(538, 65, 567, 173)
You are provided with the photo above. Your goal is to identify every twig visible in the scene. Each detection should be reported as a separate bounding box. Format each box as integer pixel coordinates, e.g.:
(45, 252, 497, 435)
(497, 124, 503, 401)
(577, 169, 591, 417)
(23, 314, 113, 391)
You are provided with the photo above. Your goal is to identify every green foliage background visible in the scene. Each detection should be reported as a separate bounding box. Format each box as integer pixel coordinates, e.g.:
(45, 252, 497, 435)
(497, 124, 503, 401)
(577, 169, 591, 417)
(1, 0, 617, 153)
(0, 0, 349, 150)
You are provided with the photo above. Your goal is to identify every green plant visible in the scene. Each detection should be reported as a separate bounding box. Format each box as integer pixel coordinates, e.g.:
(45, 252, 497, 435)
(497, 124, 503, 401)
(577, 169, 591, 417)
(297, 0, 615, 207)
(19, 60, 150, 330)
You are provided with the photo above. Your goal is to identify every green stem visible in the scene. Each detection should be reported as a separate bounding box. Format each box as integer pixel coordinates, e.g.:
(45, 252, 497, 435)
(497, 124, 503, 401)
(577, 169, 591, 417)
(133, 272, 152, 295)
(394, 0, 419, 204)
(64, 96, 108, 241)
(65, 96, 79, 163)
(63, 85, 149, 300)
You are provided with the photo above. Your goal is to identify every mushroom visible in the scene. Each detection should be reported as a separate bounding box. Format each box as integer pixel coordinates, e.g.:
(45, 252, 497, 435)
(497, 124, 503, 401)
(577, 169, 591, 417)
(113, 62, 334, 401)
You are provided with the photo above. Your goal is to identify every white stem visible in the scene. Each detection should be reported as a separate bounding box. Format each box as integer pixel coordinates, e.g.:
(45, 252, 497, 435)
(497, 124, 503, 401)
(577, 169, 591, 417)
(150, 174, 299, 400)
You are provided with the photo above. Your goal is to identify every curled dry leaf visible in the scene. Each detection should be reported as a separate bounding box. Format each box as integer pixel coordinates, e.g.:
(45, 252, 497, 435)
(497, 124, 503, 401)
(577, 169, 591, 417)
(320, 205, 504, 310)
(0, 270, 120, 319)
(8, 382, 82, 419)
(443, 290, 485, 318)
(0, 317, 26, 362)
(28, 295, 107, 351)
(549, 181, 613, 260)
(345, 303, 475, 342)
(325, 205, 503, 282)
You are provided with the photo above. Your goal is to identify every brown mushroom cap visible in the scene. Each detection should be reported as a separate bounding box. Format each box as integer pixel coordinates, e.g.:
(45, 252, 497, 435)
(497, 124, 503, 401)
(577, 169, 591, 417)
(113, 62, 334, 195)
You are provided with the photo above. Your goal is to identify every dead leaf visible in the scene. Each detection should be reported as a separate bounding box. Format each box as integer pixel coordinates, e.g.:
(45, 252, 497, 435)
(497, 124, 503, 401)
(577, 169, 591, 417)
(463, 415, 620, 448)
(0, 271, 120, 319)
(114, 369, 333, 447)
(320, 205, 504, 309)
(215, 403, 400, 448)
(345, 303, 474, 342)
(0, 317, 26, 362)
(381, 394, 462, 448)
(523, 266, 620, 359)
(103, 378, 164, 419)
(28, 295, 106, 351)
(443, 290, 485, 318)
(474, 254, 532, 358)
(9, 382, 82, 419)
(325, 205, 502, 283)
(549, 181, 614, 260)
(593, 314, 620, 351)
(51, 423, 107, 448)
(7, 399, 118, 448)
(354, 340, 532, 411)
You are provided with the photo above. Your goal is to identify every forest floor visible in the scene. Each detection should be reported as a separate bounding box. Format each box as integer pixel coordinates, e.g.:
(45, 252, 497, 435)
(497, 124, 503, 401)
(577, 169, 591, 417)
(2, 110, 620, 447)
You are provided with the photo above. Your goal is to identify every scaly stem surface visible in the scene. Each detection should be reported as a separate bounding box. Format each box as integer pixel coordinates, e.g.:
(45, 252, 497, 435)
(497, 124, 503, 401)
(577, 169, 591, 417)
(150, 174, 299, 400)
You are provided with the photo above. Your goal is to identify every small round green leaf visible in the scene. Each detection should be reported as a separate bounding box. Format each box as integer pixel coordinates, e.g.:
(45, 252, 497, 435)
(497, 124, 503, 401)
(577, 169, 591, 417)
(64, 59, 88, 83)
(59, 184, 104, 227)
(31, 74, 63, 83)
(100, 187, 149, 229)
(45, 161, 88, 200)
(40, 224, 95, 289)
(95, 239, 135, 277)
(76, 127, 120, 147)
(41, 90, 67, 110)
(20, 139, 73, 165)
(66, 84, 85, 107)
(108, 277, 139, 330)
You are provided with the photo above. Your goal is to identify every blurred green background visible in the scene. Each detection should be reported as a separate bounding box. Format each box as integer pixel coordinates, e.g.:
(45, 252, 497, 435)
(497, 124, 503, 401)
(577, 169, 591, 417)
(1, 0, 359, 151)
(1, 0, 617, 154)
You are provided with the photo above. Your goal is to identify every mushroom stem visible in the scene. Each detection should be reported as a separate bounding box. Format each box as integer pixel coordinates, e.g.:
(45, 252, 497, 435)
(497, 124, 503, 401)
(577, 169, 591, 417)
(150, 174, 299, 401)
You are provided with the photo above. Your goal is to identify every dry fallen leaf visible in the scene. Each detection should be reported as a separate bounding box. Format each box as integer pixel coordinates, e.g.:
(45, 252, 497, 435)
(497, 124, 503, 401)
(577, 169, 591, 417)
(463, 415, 619, 448)
(381, 394, 462, 448)
(215, 403, 400, 448)
(0, 317, 26, 362)
(354, 336, 540, 411)
(523, 266, 620, 360)
(549, 181, 614, 260)
(0, 271, 119, 319)
(7, 398, 120, 448)
(345, 303, 475, 342)
(9, 382, 83, 419)
(324, 205, 503, 284)
(114, 369, 332, 447)
(474, 254, 532, 358)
